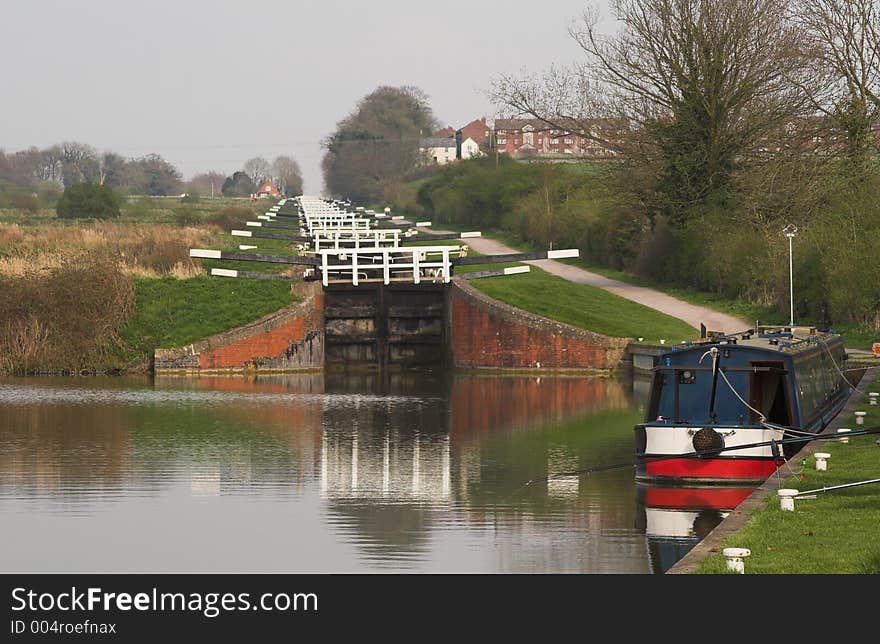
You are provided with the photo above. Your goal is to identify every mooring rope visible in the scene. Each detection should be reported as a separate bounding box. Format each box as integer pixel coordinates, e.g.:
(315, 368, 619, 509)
(515, 425, 880, 490)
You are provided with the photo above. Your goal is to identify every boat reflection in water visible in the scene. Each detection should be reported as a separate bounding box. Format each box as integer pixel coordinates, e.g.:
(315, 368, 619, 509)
(635, 485, 755, 574)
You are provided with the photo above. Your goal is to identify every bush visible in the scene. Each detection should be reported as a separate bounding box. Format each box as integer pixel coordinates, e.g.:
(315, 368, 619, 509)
(173, 206, 200, 226)
(0, 253, 134, 373)
(0, 180, 39, 213)
(56, 182, 121, 219)
(209, 205, 254, 230)
(37, 181, 64, 208)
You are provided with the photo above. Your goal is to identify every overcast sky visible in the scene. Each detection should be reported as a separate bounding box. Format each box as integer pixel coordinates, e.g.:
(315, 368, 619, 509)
(1, 0, 613, 193)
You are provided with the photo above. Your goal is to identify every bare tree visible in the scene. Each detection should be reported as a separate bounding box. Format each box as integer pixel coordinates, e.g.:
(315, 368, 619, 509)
(57, 142, 100, 187)
(186, 171, 227, 197)
(793, 0, 880, 168)
(492, 1, 810, 222)
(271, 155, 303, 196)
(242, 157, 271, 186)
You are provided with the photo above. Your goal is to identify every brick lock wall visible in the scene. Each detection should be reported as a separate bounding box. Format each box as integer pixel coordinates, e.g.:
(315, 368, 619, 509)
(155, 282, 324, 373)
(447, 279, 629, 371)
(198, 315, 308, 369)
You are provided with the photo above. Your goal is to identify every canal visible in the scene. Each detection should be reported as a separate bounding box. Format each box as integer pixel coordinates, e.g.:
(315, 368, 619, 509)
(0, 372, 732, 573)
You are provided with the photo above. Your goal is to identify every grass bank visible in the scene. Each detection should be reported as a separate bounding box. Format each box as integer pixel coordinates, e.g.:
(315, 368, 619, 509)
(450, 226, 876, 350)
(120, 276, 296, 368)
(695, 370, 880, 574)
(463, 262, 698, 344)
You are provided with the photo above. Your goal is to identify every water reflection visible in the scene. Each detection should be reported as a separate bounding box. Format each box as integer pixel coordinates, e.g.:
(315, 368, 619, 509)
(635, 485, 755, 574)
(0, 371, 661, 573)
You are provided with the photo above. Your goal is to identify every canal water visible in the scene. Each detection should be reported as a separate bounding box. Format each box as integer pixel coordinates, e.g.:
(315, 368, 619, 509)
(0, 372, 733, 573)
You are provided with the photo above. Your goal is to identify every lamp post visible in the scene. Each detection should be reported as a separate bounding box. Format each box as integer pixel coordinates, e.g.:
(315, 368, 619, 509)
(783, 224, 798, 326)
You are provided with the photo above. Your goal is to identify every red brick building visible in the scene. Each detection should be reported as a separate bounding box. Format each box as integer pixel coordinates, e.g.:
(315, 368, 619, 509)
(493, 118, 623, 159)
(255, 179, 282, 199)
(459, 118, 493, 150)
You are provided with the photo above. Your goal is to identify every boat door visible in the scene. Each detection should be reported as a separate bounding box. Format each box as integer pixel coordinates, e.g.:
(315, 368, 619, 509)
(748, 361, 792, 427)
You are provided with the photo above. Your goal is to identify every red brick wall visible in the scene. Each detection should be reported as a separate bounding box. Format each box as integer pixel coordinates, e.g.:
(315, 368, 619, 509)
(460, 118, 490, 148)
(155, 282, 324, 373)
(447, 280, 628, 370)
(199, 315, 308, 369)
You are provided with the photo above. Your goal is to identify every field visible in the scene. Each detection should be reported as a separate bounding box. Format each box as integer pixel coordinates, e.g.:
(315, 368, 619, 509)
(0, 196, 297, 373)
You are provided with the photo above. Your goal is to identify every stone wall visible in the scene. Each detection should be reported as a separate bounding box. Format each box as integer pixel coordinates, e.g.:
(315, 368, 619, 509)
(447, 278, 629, 371)
(154, 280, 324, 373)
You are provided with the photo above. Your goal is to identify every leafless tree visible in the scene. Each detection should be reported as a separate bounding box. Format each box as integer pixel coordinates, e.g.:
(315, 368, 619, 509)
(792, 0, 880, 167)
(243, 157, 271, 185)
(186, 171, 227, 197)
(271, 155, 303, 196)
(492, 1, 811, 219)
(57, 142, 100, 186)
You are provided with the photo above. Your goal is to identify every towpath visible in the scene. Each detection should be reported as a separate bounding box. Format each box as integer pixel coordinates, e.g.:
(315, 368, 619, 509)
(448, 234, 750, 333)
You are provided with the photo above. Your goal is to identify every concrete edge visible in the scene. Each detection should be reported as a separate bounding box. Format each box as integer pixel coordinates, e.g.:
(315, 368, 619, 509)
(666, 365, 877, 574)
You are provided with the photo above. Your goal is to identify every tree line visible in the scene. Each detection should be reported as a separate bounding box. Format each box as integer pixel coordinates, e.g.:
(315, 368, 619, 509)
(0, 143, 304, 211)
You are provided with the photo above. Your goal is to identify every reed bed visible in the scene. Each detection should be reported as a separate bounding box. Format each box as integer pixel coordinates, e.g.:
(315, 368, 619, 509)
(0, 222, 220, 277)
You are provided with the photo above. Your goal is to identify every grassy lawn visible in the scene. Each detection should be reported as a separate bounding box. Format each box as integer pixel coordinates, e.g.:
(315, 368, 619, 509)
(695, 371, 880, 574)
(463, 263, 699, 344)
(446, 227, 877, 350)
(119, 275, 296, 365)
(569, 261, 877, 350)
(198, 234, 300, 274)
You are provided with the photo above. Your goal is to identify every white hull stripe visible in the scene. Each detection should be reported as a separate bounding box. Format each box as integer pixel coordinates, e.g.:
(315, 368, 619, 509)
(644, 426, 784, 459)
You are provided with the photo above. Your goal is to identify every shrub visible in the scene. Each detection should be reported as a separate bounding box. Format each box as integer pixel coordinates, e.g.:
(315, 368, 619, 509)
(0, 180, 39, 213)
(209, 205, 253, 230)
(174, 206, 200, 226)
(56, 182, 121, 219)
(0, 253, 135, 373)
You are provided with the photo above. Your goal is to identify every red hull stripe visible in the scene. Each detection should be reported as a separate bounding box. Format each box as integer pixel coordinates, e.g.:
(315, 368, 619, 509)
(645, 457, 779, 481)
(644, 487, 754, 510)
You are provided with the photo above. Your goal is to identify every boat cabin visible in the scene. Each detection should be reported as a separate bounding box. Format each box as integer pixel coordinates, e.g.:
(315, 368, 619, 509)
(645, 326, 848, 434)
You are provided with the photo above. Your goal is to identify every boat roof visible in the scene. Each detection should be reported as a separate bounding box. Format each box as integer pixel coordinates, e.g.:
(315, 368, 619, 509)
(663, 325, 843, 359)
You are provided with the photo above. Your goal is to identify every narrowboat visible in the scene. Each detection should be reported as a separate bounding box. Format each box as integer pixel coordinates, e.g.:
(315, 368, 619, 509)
(635, 325, 849, 483)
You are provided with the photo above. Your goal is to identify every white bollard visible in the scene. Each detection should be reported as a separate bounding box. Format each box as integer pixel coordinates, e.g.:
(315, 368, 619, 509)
(836, 428, 851, 443)
(722, 548, 751, 574)
(869, 393, 878, 406)
(814, 452, 831, 471)
(778, 489, 799, 511)
(855, 411, 866, 425)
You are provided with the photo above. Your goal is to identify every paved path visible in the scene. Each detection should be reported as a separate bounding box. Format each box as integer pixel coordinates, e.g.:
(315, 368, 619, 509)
(452, 234, 750, 333)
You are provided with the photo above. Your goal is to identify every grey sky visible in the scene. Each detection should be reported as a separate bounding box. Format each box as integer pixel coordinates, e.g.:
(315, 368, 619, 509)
(1, 0, 611, 193)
